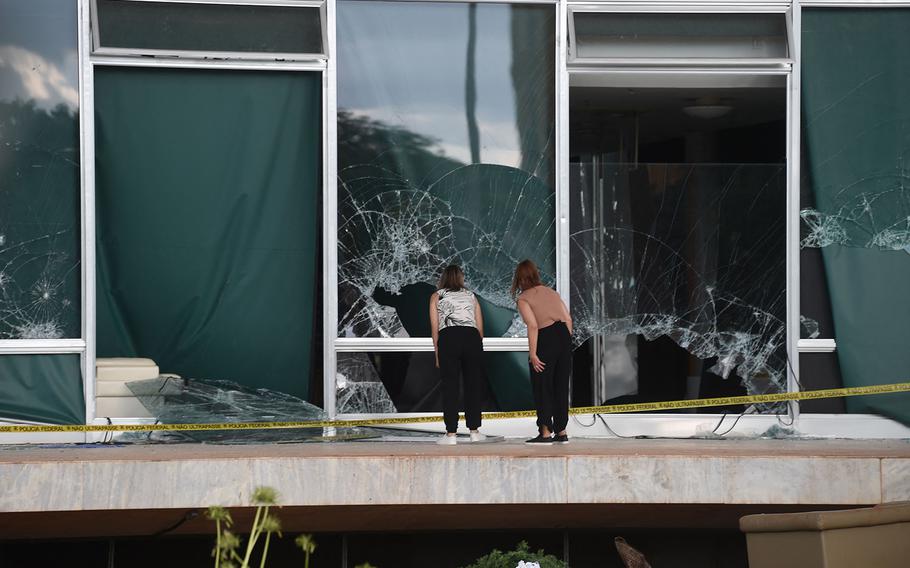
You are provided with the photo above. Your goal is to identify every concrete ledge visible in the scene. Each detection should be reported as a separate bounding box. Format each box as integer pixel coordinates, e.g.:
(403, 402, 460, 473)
(1, 440, 907, 516)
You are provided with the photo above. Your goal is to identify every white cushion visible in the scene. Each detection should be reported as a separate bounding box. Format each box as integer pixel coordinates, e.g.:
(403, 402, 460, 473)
(96, 357, 159, 381)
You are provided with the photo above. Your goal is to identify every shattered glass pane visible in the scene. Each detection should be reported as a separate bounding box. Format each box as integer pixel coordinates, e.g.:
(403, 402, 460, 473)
(571, 162, 788, 403)
(125, 377, 377, 443)
(336, 352, 398, 414)
(800, 315, 821, 340)
(337, 1, 556, 339)
(568, 81, 787, 410)
(128, 377, 327, 423)
(800, 182, 910, 253)
(0, 0, 81, 339)
(336, 350, 533, 414)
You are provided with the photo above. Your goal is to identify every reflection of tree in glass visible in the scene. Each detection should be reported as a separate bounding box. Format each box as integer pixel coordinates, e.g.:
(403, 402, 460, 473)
(338, 110, 464, 178)
(0, 100, 80, 339)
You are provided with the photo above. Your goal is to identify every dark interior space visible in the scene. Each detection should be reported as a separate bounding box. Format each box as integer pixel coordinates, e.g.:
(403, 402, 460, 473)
(0, 528, 749, 568)
(569, 81, 787, 410)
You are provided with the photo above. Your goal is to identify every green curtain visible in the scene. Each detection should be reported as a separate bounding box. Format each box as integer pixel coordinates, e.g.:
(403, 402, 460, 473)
(0, 355, 84, 424)
(802, 9, 910, 423)
(94, 67, 321, 399)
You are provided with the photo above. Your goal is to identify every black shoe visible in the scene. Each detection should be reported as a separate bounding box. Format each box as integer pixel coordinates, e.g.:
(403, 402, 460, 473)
(525, 434, 553, 445)
(553, 434, 569, 444)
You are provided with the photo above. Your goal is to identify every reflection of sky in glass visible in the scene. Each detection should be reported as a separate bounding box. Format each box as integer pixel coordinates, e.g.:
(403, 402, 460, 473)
(338, 0, 521, 165)
(0, 0, 78, 109)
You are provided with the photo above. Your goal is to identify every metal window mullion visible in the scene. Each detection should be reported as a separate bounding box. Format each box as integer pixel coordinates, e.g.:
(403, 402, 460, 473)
(92, 46, 327, 62)
(320, 0, 329, 59)
(800, 1, 910, 6)
(557, 0, 571, 307)
(91, 0, 329, 59)
(104, 0, 326, 10)
(0, 340, 87, 355)
(569, 66, 791, 76)
(80, 0, 98, 435)
(569, 58, 793, 68)
(90, 55, 327, 71)
(798, 339, 836, 353)
(324, 0, 338, 420)
(785, 0, 801, 425)
(567, 3, 791, 14)
(332, 0, 557, 3)
(335, 338, 531, 353)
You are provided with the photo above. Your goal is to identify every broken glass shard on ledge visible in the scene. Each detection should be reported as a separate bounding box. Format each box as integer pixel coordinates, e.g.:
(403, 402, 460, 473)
(123, 377, 347, 443)
(336, 352, 398, 414)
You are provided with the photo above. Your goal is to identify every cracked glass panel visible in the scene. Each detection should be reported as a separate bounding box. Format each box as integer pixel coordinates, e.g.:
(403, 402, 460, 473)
(337, 1, 556, 340)
(800, 9, 910, 422)
(123, 377, 377, 443)
(569, 83, 787, 410)
(336, 351, 533, 414)
(0, 0, 81, 339)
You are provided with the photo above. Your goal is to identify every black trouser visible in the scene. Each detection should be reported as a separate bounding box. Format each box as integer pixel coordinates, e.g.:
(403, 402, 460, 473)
(438, 326, 484, 433)
(531, 321, 571, 434)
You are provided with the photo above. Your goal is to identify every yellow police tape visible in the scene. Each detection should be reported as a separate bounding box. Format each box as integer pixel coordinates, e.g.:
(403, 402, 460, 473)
(1, 381, 908, 434)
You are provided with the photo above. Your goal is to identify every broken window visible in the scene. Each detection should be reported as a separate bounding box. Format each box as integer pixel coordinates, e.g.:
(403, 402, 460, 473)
(0, 0, 81, 340)
(569, 83, 788, 410)
(0, 0, 83, 425)
(336, 0, 556, 340)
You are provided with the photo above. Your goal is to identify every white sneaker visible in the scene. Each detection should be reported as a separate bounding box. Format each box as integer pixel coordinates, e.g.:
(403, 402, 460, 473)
(437, 434, 457, 445)
(469, 431, 487, 442)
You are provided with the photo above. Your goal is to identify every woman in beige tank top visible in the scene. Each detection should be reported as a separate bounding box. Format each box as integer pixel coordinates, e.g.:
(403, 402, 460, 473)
(512, 260, 573, 445)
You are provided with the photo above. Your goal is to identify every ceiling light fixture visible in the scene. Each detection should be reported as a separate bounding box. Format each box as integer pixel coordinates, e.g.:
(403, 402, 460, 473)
(682, 97, 733, 119)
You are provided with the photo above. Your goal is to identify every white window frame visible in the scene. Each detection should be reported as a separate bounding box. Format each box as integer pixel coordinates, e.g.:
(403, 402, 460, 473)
(561, 0, 801, 428)
(567, 2, 794, 68)
(79, 0, 330, 438)
(326, 0, 561, 420)
(90, 0, 328, 62)
(0, 0, 90, 441)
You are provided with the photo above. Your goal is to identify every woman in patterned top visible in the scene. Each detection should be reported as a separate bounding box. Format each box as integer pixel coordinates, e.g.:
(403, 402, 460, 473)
(429, 264, 486, 445)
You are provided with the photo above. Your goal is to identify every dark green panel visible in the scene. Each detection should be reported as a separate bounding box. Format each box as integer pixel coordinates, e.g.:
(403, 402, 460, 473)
(802, 9, 910, 423)
(95, 67, 321, 399)
(97, 0, 323, 54)
(0, 354, 84, 425)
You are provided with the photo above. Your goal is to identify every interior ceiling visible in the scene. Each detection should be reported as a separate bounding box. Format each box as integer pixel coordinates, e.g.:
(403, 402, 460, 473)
(570, 86, 787, 142)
